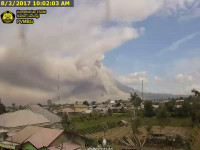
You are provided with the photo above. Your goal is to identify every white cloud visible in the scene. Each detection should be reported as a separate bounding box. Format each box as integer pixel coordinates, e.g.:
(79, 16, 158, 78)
(149, 72, 200, 94)
(109, 0, 199, 22)
(118, 71, 147, 85)
(154, 76, 164, 83)
(171, 57, 200, 75)
(161, 0, 198, 16)
(109, 0, 163, 22)
(158, 32, 200, 55)
(179, 8, 200, 21)
(184, 84, 200, 94)
(174, 74, 193, 83)
(178, 1, 200, 21)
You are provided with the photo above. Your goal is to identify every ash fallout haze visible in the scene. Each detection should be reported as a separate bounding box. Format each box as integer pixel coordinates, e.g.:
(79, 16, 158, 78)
(0, 0, 200, 105)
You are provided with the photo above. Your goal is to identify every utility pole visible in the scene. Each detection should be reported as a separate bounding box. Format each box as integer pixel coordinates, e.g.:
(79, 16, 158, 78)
(105, 0, 110, 21)
(58, 74, 60, 105)
(142, 80, 144, 101)
(19, 25, 25, 47)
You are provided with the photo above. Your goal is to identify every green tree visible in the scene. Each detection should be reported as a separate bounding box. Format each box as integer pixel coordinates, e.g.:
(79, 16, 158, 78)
(129, 92, 142, 107)
(108, 108, 113, 116)
(165, 100, 175, 112)
(19, 105, 23, 110)
(37, 103, 43, 107)
(12, 103, 16, 111)
(131, 117, 141, 134)
(120, 106, 125, 113)
(144, 100, 155, 117)
(191, 89, 200, 97)
(101, 123, 108, 138)
(86, 138, 98, 147)
(116, 102, 121, 107)
(61, 114, 77, 132)
(191, 101, 200, 128)
(91, 101, 96, 105)
(177, 101, 192, 117)
(157, 107, 168, 119)
(83, 101, 89, 106)
(0, 101, 6, 115)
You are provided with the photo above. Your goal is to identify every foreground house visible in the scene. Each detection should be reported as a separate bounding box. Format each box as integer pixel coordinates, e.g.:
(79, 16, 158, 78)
(0, 105, 62, 140)
(0, 126, 86, 150)
(0, 110, 51, 130)
(0, 110, 51, 141)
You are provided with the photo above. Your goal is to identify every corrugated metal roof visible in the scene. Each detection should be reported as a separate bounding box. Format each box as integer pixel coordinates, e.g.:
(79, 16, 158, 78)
(6, 126, 42, 144)
(25, 128, 64, 149)
(0, 110, 50, 128)
(26, 105, 61, 123)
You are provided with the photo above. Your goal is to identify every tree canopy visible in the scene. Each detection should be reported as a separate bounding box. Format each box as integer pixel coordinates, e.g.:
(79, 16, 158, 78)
(83, 101, 89, 106)
(144, 100, 155, 117)
(129, 92, 142, 107)
(0, 100, 6, 115)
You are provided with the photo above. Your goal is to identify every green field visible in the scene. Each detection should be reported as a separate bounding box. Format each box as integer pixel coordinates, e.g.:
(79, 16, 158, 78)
(69, 112, 192, 134)
(140, 117, 193, 127)
(70, 113, 131, 134)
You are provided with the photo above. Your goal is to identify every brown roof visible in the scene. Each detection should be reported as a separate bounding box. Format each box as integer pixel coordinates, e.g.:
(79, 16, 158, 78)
(25, 128, 64, 149)
(7, 126, 42, 144)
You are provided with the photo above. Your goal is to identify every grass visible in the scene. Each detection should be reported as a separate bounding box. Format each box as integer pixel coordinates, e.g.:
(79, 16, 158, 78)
(70, 113, 131, 134)
(77, 115, 130, 129)
(140, 117, 193, 127)
(68, 112, 192, 134)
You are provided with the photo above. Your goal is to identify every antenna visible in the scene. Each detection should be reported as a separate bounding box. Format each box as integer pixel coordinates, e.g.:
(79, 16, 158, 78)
(142, 80, 144, 101)
(4, 111, 5, 133)
(58, 74, 60, 105)
(19, 25, 25, 47)
(105, 0, 110, 22)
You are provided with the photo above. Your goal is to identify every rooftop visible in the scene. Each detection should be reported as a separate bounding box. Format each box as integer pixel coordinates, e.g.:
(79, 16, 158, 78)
(25, 128, 64, 149)
(0, 110, 50, 128)
(6, 126, 42, 144)
(26, 105, 61, 123)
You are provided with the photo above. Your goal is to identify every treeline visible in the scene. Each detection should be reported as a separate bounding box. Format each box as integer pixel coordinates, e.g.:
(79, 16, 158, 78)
(0, 99, 6, 115)
(143, 89, 200, 128)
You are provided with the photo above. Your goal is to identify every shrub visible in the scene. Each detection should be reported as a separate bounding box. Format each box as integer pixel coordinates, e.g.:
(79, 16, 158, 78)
(85, 138, 98, 147)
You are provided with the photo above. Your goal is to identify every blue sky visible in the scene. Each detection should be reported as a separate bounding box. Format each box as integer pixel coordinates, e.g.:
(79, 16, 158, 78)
(1, 0, 200, 105)
(104, 16, 200, 76)
(103, 9, 200, 94)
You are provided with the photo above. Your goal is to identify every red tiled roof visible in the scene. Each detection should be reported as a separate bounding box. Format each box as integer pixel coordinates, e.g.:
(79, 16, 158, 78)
(25, 128, 64, 149)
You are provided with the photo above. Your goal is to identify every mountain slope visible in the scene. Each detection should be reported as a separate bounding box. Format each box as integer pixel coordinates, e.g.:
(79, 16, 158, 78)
(115, 80, 187, 100)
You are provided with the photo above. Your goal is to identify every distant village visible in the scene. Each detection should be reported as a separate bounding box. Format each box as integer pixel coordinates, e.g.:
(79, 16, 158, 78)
(0, 94, 191, 150)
